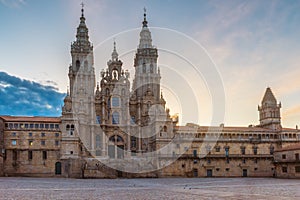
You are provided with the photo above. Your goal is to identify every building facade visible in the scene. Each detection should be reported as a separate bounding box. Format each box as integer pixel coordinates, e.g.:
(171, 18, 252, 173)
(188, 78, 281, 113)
(0, 7, 300, 178)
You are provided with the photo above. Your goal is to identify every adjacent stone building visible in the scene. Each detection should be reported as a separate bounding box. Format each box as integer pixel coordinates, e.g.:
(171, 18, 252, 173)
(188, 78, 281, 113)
(274, 144, 300, 178)
(0, 7, 299, 178)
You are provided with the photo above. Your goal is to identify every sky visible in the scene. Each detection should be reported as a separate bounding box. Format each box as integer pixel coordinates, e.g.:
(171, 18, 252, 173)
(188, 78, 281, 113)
(0, 0, 300, 128)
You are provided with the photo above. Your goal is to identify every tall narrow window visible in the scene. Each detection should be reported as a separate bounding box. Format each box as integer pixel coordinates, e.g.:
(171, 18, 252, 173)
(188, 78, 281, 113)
(28, 151, 33, 160)
(42, 151, 47, 160)
(12, 150, 17, 160)
(241, 146, 246, 155)
(253, 146, 258, 155)
(76, 60, 80, 70)
(112, 112, 119, 124)
(225, 147, 229, 157)
(96, 135, 101, 148)
(96, 116, 101, 124)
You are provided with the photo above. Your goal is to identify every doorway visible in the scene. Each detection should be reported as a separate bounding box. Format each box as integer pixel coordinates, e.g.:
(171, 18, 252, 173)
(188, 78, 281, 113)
(206, 169, 213, 177)
(242, 169, 247, 177)
(55, 162, 62, 175)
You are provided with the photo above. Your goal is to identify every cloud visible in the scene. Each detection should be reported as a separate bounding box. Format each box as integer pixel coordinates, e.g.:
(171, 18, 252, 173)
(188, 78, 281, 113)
(0, 71, 65, 116)
(0, 0, 26, 8)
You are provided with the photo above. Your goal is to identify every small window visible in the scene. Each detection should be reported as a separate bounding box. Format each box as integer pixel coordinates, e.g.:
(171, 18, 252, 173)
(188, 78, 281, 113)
(12, 150, 17, 160)
(41, 133, 46, 137)
(50, 124, 54, 129)
(14, 123, 18, 129)
(215, 146, 220, 152)
(182, 164, 185, 168)
(35, 124, 39, 129)
(242, 159, 246, 164)
(226, 168, 230, 171)
(25, 124, 29, 129)
(207, 159, 211, 164)
(295, 153, 299, 161)
(28, 151, 33, 160)
(29, 124, 34, 129)
(226, 159, 230, 164)
(112, 112, 119, 124)
(96, 116, 101, 124)
(55, 133, 59, 137)
(11, 140, 17, 146)
(241, 147, 246, 155)
(253, 147, 258, 155)
(282, 166, 287, 173)
(40, 124, 44, 129)
(41, 140, 45, 146)
(42, 151, 47, 160)
(12, 132, 16, 137)
(29, 140, 33, 146)
(254, 159, 258, 164)
(254, 167, 258, 171)
(29, 132, 32, 137)
(45, 124, 49, 129)
(55, 140, 59, 146)
(282, 154, 286, 159)
(216, 168, 220, 171)
(295, 166, 300, 173)
(55, 124, 59, 129)
(70, 151, 73, 155)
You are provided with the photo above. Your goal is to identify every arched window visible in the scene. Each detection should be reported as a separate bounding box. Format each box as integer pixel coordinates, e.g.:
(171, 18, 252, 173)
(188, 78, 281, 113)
(150, 64, 153, 73)
(117, 135, 124, 142)
(112, 112, 119, 124)
(70, 124, 75, 131)
(76, 60, 80, 70)
(96, 135, 101, 148)
(143, 64, 146, 73)
(66, 124, 70, 131)
(84, 60, 88, 70)
(163, 126, 167, 132)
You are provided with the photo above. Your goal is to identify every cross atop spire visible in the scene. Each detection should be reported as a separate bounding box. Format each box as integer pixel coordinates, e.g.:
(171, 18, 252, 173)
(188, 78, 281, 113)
(81, 2, 85, 17)
(142, 7, 148, 28)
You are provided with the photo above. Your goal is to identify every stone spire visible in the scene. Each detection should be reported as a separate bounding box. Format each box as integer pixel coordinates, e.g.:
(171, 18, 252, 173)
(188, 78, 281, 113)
(111, 40, 118, 61)
(262, 87, 277, 106)
(71, 4, 92, 53)
(139, 7, 153, 49)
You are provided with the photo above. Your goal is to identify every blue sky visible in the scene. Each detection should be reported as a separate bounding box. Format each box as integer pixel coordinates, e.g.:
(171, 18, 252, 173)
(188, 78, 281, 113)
(0, 0, 300, 128)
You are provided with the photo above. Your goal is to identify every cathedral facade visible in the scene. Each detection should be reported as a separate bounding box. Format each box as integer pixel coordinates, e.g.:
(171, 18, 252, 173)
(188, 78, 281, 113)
(0, 8, 299, 178)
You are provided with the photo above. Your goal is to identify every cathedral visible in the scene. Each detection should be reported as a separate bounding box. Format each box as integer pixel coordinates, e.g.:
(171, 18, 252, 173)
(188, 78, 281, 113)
(0, 7, 299, 178)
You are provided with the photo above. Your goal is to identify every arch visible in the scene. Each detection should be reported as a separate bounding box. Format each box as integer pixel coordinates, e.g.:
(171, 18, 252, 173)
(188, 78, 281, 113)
(70, 124, 75, 130)
(66, 124, 70, 130)
(55, 162, 62, 175)
(112, 112, 119, 124)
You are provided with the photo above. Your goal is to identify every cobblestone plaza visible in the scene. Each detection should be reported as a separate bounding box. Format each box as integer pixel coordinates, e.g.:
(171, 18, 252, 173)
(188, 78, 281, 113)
(0, 178, 299, 200)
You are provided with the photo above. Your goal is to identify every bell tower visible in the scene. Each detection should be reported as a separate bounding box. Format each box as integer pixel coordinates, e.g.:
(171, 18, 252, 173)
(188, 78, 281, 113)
(60, 4, 95, 177)
(258, 87, 282, 131)
(130, 9, 174, 153)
